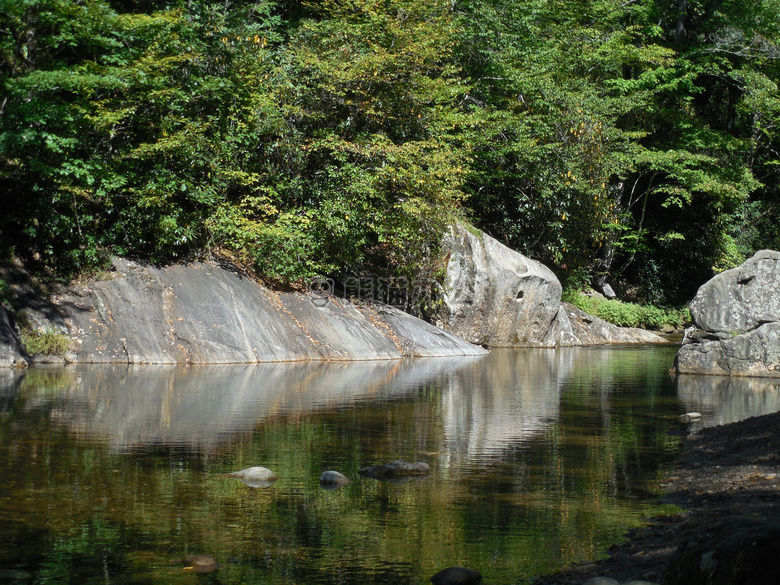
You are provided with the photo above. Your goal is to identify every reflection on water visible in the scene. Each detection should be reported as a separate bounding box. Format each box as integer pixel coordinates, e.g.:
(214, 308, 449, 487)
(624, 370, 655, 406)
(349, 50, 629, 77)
(675, 373, 780, 431)
(1, 346, 779, 585)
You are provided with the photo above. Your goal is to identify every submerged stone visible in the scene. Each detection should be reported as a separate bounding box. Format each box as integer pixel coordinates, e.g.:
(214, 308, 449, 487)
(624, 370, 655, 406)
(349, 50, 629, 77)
(358, 460, 430, 480)
(182, 555, 219, 573)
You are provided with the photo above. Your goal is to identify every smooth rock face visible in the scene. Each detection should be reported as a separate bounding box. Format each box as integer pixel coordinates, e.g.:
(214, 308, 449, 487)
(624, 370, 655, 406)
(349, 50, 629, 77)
(688, 250, 780, 335)
(1, 235, 669, 366)
(675, 250, 780, 377)
(439, 224, 667, 347)
(562, 303, 668, 346)
(46, 258, 485, 365)
(440, 224, 564, 347)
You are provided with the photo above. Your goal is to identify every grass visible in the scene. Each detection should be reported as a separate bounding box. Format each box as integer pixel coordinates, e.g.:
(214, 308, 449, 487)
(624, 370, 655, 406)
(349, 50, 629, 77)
(20, 327, 72, 356)
(563, 289, 691, 330)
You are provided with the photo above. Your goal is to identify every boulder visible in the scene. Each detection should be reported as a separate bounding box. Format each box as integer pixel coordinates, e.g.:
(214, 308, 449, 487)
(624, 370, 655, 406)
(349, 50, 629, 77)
(440, 223, 564, 347)
(688, 250, 780, 335)
(675, 250, 780, 377)
(439, 224, 667, 347)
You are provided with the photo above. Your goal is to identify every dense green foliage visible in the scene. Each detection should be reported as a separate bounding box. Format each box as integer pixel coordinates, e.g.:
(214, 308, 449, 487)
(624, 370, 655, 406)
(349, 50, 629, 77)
(2, 0, 779, 303)
(563, 290, 690, 330)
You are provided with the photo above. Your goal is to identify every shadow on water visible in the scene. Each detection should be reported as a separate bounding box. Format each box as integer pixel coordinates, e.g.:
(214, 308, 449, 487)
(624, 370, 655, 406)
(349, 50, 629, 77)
(1, 346, 780, 585)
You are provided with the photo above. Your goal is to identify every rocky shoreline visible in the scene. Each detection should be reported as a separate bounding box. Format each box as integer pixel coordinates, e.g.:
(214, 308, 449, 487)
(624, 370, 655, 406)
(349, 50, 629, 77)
(529, 410, 780, 585)
(1, 251, 666, 368)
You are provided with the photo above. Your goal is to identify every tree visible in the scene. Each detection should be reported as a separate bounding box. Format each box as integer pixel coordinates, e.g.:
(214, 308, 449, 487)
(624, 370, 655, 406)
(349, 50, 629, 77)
(209, 0, 470, 288)
(456, 0, 779, 303)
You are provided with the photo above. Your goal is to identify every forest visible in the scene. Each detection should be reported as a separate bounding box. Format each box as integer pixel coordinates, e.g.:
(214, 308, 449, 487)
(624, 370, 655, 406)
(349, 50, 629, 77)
(1, 0, 779, 307)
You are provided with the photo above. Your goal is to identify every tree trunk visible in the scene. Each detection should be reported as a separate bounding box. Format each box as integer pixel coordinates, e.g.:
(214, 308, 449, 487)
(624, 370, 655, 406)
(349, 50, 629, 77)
(675, 0, 688, 46)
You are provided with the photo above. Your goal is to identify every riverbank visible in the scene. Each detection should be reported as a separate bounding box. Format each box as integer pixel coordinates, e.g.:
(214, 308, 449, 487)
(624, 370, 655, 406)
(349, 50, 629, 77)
(529, 410, 780, 584)
(1, 257, 669, 368)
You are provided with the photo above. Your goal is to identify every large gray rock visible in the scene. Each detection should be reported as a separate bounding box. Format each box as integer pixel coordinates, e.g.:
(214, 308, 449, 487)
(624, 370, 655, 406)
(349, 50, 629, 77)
(675, 251, 780, 377)
(46, 258, 485, 364)
(439, 224, 666, 347)
(440, 223, 564, 346)
(689, 249, 780, 335)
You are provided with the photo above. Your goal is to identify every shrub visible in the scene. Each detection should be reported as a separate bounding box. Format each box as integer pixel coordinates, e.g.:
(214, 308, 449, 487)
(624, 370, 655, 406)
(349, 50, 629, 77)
(563, 290, 690, 330)
(21, 327, 72, 357)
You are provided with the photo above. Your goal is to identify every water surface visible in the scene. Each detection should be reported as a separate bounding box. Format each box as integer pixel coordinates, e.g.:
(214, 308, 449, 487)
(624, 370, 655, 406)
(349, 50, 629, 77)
(2, 346, 779, 584)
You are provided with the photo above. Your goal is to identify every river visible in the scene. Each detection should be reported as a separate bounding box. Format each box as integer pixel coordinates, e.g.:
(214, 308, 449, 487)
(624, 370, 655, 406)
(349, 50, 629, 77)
(2, 346, 780, 584)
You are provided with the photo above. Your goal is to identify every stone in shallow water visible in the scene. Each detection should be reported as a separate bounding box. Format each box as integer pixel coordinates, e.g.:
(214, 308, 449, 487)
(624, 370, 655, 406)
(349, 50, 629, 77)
(182, 555, 219, 573)
(222, 466, 278, 488)
(679, 412, 702, 423)
(319, 470, 350, 489)
(429, 566, 482, 585)
(358, 460, 430, 480)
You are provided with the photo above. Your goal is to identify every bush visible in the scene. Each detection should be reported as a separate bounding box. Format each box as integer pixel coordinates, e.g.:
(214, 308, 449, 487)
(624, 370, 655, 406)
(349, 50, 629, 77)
(21, 327, 72, 357)
(563, 290, 690, 330)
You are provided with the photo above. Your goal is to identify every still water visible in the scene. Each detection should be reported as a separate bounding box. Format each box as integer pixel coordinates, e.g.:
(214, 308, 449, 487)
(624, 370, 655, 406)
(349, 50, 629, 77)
(2, 346, 780, 585)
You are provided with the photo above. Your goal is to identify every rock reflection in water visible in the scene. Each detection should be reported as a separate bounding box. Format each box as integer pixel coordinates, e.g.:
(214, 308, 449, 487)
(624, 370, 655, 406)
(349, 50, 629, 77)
(18, 358, 483, 452)
(8, 348, 780, 466)
(676, 373, 780, 431)
(9, 352, 568, 466)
